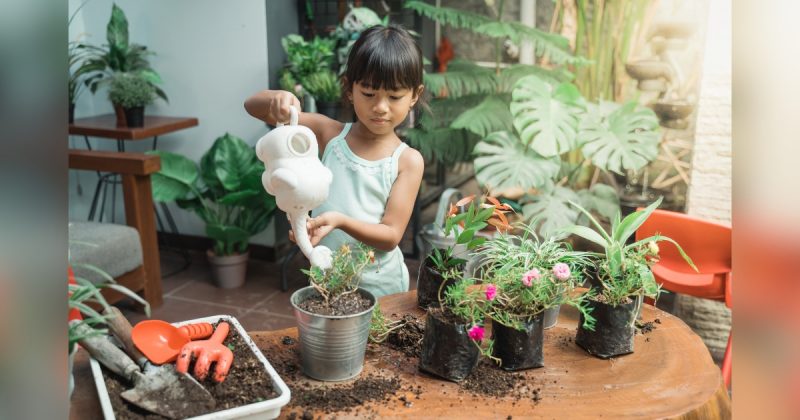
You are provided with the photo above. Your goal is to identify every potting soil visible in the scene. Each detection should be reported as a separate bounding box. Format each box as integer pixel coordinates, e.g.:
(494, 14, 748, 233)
(100, 321, 278, 419)
(296, 290, 372, 316)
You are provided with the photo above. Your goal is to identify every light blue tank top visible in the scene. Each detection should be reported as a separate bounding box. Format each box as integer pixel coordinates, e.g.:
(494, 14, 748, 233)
(311, 123, 410, 298)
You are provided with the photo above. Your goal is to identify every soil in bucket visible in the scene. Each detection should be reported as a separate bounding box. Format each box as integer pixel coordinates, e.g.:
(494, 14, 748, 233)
(575, 296, 638, 359)
(296, 290, 372, 316)
(418, 308, 479, 382)
(416, 255, 463, 309)
(99, 321, 277, 419)
(491, 314, 545, 371)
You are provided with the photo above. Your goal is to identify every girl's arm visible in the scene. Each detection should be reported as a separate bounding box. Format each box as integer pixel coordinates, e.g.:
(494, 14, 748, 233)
(243, 89, 343, 151)
(308, 147, 425, 252)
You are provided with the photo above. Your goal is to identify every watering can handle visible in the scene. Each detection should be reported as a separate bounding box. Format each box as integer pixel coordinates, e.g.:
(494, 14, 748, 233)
(276, 105, 299, 127)
(434, 188, 463, 229)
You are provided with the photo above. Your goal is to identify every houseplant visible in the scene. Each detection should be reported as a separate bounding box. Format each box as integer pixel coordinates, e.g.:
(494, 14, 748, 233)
(405, 1, 660, 238)
(68, 263, 150, 397)
(417, 195, 512, 308)
(302, 69, 342, 120)
(148, 133, 278, 288)
(107, 72, 156, 127)
(418, 274, 492, 382)
(278, 34, 335, 112)
(78, 4, 167, 125)
(291, 243, 377, 381)
(562, 197, 696, 358)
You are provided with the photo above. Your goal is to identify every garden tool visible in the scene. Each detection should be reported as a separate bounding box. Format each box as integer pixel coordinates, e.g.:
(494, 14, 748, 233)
(255, 105, 334, 269)
(75, 318, 215, 419)
(131, 319, 214, 364)
(176, 321, 234, 383)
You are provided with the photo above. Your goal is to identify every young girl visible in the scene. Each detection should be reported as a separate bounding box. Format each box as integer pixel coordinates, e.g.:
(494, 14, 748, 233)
(244, 25, 425, 298)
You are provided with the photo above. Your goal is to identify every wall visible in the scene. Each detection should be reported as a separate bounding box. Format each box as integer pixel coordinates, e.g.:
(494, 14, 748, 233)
(679, 0, 732, 360)
(67, 0, 278, 246)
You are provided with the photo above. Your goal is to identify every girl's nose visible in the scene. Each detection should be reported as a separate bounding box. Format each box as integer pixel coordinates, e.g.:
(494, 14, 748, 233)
(373, 98, 389, 114)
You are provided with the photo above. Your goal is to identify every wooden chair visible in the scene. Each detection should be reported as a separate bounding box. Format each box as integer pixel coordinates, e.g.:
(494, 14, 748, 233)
(68, 149, 163, 308)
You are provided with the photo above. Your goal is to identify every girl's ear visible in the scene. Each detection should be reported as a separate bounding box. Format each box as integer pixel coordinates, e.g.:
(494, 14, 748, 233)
(410, 85, 425, 107)
(342, 77, 354, 102)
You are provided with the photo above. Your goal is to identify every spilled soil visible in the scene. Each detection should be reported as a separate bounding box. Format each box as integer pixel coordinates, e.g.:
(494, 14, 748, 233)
(101, 321, 277, 419)
(636, 318, 661, 335)
(382, 314, 425, 358)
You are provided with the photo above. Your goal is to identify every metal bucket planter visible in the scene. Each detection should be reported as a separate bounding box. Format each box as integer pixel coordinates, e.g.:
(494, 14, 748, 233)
(575, 297, 639, 359)
(418, 308, 479, 382)
(290, 286, 376, 381)
(491, 314, 545, 371)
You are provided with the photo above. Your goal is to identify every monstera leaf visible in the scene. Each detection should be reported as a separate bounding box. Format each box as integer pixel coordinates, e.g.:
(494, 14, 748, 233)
(578, 101, 661, 174)
(510, 75, 583, 157)
(451, 95, 513, 138)
(473, 131, 560, 194)
(521, 186, 581, 238)
(576, 183, 620, 223)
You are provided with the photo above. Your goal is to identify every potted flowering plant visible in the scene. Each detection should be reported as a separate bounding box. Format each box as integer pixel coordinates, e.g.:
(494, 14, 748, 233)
(562, 197, 697, 358)
(417, 195, 512, 308)
(418, 275, 494, 382)
(291, 243, 377, 381)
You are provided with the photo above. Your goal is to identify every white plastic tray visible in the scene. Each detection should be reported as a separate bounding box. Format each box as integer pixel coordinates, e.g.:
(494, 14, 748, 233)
(89, 314, 291, 419)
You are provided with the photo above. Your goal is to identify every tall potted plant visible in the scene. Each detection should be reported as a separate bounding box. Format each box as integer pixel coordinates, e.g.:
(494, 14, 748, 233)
(107, 72, 156, 127)
(149, 133, 277, 288)
(78, 4, 167, 125)
(302, 69, 342, 120)
(291, 243, 377, 381)
(562, 197, 696, 358)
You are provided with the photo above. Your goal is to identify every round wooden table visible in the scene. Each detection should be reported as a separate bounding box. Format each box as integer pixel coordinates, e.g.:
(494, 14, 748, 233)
(70, 290, 731, 419)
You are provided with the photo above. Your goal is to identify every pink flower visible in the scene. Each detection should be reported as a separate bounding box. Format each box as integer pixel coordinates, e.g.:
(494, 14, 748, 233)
(521, 268, 541, 287)
(468, 325, 485, 341)
(485, 284, 497, 301)
(552, 263, 571, 281)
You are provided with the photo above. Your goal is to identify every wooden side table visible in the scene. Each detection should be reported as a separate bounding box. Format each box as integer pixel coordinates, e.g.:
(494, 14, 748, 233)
(69, 114, 198, 228)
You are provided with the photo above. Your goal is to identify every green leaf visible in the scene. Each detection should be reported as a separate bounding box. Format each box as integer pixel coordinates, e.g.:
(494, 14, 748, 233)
(218, 190, 259, 206)
(613, 196, 663, 244)
(423, 60, 498, 99)
(578, 101, 661, 174)
(211, 133, 258, 191)
(630, 235, 698, 272)
(576, 183, 620, 222)
(206, 224, 251, 252)
(106, 4, 129, 53)
(559, 225, 608, 249)
(499, 64, 574, 92)
(450, 95, 512, 138)
(510, 75, 583, 157)
(147, 151, 198, 201)
(457, 228, 476, 244)
(473, 131, 559, 194)
(404, 1, 492, 30)
(521, 186, 581, 238)
(150, 172, 192, 202)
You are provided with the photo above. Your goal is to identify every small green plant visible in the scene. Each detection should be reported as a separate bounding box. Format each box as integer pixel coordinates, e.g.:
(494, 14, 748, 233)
(439, 277, 497, 362)
(302, 243, 375, 304)
(428, 195, 513, 273)
(68, 262, 150, 354)
(149, 133, 278, 256)
(474, 225, 596, 331)
(280, 34, 335, 93)
(303, 70, 342, 103)
(368, 302, 407, 343)
(108, 72, 156, 108)
(561, 197, 697, 306)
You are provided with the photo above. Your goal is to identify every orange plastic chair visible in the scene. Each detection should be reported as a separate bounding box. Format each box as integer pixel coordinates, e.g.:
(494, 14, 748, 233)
(635, 209, 731, 389)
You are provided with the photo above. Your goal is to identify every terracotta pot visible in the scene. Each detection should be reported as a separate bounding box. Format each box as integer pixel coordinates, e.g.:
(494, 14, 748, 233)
(207, 250, 249, 288)
(113, 103, 127, 127)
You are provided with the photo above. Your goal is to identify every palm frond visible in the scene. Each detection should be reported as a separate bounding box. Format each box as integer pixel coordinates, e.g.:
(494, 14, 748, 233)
(450, 94, 513, 138)
(405, 127, 479, 164)
(418, 95, 486, 130)
(498, 64, 574, 92)
(404, 1, 492, 30)
(424, 60, 498, 99)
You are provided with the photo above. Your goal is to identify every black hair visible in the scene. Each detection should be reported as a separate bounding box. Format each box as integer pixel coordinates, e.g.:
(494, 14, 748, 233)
(343, 24, 423, 96)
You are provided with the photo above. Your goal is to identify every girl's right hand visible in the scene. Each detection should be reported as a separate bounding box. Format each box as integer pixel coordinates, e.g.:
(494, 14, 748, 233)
(270, 91, 302, 125)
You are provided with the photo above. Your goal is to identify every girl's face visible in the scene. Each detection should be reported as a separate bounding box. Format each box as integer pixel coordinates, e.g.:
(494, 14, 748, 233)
(348, 82, 423, 136)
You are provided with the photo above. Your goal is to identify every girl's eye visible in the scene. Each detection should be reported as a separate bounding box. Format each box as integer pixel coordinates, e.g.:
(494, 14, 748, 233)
(390, 96, 402, 100)
(361, 91, 375, 97)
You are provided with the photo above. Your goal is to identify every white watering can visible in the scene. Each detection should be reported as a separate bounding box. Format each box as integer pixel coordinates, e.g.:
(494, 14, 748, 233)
(255, 106, 334, 269)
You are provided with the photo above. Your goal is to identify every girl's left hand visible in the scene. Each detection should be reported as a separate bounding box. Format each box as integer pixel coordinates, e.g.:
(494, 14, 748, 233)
(307, 212, 343, 246)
